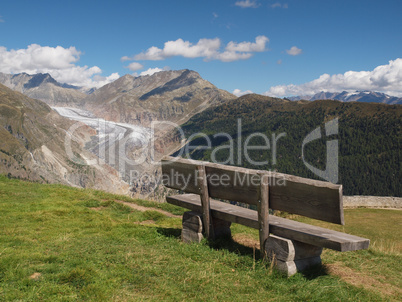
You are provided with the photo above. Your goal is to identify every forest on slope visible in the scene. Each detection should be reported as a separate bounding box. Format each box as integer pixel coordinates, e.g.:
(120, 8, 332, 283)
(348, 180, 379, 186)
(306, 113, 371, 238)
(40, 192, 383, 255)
(175, 95, 401, 196)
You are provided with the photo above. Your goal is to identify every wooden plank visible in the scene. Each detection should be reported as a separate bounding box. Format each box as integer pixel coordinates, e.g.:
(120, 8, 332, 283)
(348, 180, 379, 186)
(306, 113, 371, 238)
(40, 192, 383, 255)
(162, 157, 343, 224)
(163, 157, 344, 225)
(267, 172, 344, 225)
(205, 164, 260, 206)
(198, 164, 213, 240)
(167, 194, 259, 228)
(161, 156, 202, 194)
(258, 173, 269, 258)
(166, 194, 370, 252)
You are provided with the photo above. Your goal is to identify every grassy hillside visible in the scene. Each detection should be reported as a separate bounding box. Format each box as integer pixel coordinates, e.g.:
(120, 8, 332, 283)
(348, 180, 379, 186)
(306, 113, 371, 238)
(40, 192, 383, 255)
(177, 95, 401, 196)
(0, 175, 400, 301)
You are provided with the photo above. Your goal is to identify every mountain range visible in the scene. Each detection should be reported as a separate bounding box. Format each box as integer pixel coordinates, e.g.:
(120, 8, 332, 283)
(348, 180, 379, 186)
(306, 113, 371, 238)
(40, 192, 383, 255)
(0, 70, 235, 199)
(0, 70, 234, 127)
(0, 72, 89, 107)
(287, 91, 402, 105)
(0, 70, 400, 198)
(80, 69, 235, 127)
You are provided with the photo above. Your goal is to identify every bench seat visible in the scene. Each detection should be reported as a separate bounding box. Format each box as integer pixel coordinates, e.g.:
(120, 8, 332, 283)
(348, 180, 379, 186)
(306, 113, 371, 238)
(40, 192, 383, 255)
(167, 193, 370, 252)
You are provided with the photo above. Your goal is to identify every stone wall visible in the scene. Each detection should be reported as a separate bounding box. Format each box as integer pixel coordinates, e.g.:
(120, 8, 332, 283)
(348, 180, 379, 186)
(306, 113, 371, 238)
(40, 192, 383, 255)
(343, 196, 402, 209)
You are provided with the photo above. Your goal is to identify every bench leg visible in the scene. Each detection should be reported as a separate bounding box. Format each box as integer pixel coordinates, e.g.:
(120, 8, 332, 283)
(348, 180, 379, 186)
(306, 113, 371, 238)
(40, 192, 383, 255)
(182, 211, 204, 243)
(181, 211, 232, 243)
(212, 217, 232, 239)
(265, 235, 322, 276)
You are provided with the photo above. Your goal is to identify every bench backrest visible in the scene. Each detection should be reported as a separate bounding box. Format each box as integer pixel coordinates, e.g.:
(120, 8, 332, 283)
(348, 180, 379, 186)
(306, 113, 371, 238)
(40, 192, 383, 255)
(161, 156, 344, 225)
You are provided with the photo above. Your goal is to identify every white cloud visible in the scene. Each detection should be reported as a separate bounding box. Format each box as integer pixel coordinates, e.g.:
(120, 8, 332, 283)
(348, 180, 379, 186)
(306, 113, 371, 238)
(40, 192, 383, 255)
(271, 3, 288, 9)
(265, 58, 402, 97)
(132, 67, 170, 77)
(215, 51, 253, 62)
(164, 38, 221, 59)
(121, 56, 131, 62)
(0, 44, 119, 88)
(133, 38, 221, 61)
(286, 46, 302, 56)
(226, 35, 269, 52)
(92, 73, 120, 88)
(235, 0, 260, 8)
(127, 36, 269, 63)
(0, 15, 4, 22)
(126, 62, 144, 71)
(233, 89, 254, 97)
(0, 44, 80, 72)
(139, 67, 164, 76)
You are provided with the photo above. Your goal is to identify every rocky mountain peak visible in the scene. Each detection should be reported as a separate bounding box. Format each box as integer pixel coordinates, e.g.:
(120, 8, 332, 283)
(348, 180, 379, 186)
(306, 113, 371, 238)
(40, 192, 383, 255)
(82, 69, 234, 126)
(23, 73, 58, 89)
(0, 72, 87, 106)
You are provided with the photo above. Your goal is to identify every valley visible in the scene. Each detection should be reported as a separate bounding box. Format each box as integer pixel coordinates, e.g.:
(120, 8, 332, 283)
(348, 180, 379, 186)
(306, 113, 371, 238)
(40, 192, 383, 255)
(53, 106, 151, 172)
(52, 106, 163, 198)
(0, 70, 401, 199)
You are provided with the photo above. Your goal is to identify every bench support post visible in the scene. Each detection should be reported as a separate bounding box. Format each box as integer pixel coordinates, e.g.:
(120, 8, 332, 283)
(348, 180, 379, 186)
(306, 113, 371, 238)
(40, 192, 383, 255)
(181, 211, 231, 243)
(198, 164, 214, 240)
(265, 234, 323, 276)
(182, 211, 204, 243)
(258, 173, 270, 259)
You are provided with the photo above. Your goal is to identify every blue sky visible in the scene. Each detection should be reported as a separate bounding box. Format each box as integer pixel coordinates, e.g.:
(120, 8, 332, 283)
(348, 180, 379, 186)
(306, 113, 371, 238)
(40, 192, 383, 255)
(0, 0, 401, 97)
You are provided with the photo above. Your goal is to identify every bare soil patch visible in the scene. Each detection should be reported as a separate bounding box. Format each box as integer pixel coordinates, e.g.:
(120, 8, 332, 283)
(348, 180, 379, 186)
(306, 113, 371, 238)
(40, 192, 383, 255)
(325, 263, 401, 298)
(233, 234, 259, 249)
(114, 200, 181, 218)
(133, 220, 155, 225)
(29, 272, 41, 280)
(89, 206, 105, 211)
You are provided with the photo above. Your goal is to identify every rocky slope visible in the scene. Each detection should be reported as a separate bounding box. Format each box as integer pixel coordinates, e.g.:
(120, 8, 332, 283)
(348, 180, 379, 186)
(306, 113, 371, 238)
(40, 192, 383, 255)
(82, 69, 235, 127)
(0, 72, 87, 107)
(75, 70, 235, 200)
(0, 83, 129, 194)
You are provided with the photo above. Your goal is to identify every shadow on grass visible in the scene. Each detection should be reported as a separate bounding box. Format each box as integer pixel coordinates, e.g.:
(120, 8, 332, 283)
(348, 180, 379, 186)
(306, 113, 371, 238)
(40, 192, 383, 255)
(209, 236, 258, 259)
(157, 227, 181, 238)
(300, 264, 329, 279)
(156, 227, 328, 279)
(157, 227, 258, 259)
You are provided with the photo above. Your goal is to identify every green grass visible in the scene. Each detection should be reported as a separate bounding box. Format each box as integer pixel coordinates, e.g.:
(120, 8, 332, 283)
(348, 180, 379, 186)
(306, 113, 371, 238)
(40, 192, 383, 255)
(0, 175, 400, 301)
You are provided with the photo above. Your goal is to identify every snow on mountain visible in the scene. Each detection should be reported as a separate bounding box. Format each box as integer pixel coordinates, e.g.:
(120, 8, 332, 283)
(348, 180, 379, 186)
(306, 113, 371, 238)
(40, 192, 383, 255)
(287, 91, 402, 105)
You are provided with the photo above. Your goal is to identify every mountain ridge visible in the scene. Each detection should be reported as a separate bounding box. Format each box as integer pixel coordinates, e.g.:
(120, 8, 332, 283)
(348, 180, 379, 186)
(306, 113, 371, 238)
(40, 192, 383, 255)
(176, 94, 401, 196)
(286, 90, 402, 104)
(81, 69, 235, 127)
(0, 72, 89, 106)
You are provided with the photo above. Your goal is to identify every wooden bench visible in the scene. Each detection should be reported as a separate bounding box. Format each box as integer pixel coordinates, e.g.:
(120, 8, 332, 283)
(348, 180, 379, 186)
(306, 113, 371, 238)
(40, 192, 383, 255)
(161, 156, 370, 276)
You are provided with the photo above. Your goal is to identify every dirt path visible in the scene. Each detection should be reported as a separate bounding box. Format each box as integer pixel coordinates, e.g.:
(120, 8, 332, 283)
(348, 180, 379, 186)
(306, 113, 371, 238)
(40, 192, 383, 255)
(114, 200, 181, 218)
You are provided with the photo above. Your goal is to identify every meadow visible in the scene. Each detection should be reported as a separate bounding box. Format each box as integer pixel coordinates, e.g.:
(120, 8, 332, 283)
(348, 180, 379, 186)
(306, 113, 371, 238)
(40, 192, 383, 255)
(0, 175, 400, 301)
